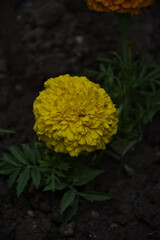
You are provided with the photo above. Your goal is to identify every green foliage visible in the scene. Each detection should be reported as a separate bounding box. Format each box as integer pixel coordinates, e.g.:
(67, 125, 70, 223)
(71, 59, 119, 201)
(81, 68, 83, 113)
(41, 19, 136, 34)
(60, 188, 110, 224)
(58, 161, 110, 222)
(0, 128, 15, 134)
(71, 167, 104, 186)
(60, 189, 76, 215)
(0, 144, 43, 196)
(85, 52, 160, 158)
(0, 142, 110, 222)
(63, 198, 78, 224)
(17, 168, 30, 197)
(78, 191, 111, 202)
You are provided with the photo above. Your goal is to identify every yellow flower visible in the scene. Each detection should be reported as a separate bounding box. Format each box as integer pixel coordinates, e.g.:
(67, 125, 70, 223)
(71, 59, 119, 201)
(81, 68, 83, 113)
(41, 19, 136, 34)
(86, 0, 154, 15)
(33, 74, 119, 157)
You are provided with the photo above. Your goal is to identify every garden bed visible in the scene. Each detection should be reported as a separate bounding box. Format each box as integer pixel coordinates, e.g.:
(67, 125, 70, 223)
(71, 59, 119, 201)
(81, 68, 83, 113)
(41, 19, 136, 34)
(1, 0, 160, 239)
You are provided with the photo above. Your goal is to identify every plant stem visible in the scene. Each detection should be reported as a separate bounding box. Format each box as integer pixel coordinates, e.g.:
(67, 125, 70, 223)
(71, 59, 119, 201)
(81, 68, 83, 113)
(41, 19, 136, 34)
(116, 13, 130, 62)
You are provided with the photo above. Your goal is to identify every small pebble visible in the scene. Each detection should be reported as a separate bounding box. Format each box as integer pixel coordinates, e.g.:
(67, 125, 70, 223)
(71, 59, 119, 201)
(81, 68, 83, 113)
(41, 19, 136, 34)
(75, 35, 84, 44)
(91, 210, 99, 218)
(110, 223, 118, 229)
(124, 164, 135, 177)
(27, 210, 35, 217)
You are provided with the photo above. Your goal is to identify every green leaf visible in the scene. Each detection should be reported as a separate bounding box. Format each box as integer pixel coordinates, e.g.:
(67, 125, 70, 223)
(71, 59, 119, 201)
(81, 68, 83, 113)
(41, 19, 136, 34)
(0, 166, 16, 175)
(99, 63, 107, 73)
(33, 148, 41, 164)
(109, 138, 141, 159)
(96, 73, 105, 81)
(146, 67, 160, 79)
(44, 181, 67, 192)
(1, 153, 20, 167)
(0, 128, 15, 134)
(55, 170, 66, 178)
(120, 139, 140, 158)
(84, 69, 100, 76)
(31, 168, 41, 189)
(7, 169, 20, 188)
(17, 168, 30, 197)
(45, 175, 51, 185)
(138, 63, 148, 81)
(97, 57, 113, 64)
(43, 184, 52, 191)
(63, 199, 78, 224)
(8, 146, 26, 165)
(79, 191, 111, 202)
(73, 168, 104, 186)
(60, 189, 76, 215)
(21, 144, 35, 164)
(55, 182, 67, 191)
(43, 173, 56, 192)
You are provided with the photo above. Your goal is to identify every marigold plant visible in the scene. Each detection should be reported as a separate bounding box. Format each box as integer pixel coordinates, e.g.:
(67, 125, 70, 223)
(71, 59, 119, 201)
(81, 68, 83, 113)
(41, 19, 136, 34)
(86, 0, 154, 15)
(33, 74, 119, 157)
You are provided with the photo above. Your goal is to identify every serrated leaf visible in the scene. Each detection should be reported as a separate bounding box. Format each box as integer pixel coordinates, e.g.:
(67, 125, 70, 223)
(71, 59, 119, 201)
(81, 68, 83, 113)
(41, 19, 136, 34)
(8, 146, 26, 165)
(55, 170, 66, 178)
(73, 168, 104, 186)
(63, 199, 78, 224)
(60, 189, 76, 215)
(55, 182, 67, 191)
(0, 167, 16, 175)
(33, 148, 41, 164)
(43, 184, 52, 191)
(45, 175, 51, 185)
(1, 153, 20, 167)
(21, 144, 35, 164)
(31, 168, 41, 189)
(54, 175, 60, 183)
(79, 191, 111, 202)
(17, 168, 30, 197)
(7, 169, 20, 188)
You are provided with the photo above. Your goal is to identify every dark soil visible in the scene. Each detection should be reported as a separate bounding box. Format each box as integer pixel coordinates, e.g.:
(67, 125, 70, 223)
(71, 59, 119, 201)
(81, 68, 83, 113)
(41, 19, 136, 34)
(1, 0, 160, 239)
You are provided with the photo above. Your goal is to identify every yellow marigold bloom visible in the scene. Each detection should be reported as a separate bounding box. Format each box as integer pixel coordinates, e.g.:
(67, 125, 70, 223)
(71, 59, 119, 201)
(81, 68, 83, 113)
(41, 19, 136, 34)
(33, 74, 119, 157)
(86, 0, 154, 15)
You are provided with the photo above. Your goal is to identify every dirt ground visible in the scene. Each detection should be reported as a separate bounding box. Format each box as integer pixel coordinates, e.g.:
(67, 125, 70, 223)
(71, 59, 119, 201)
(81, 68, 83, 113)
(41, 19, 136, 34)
(1, 0, 160, 239)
